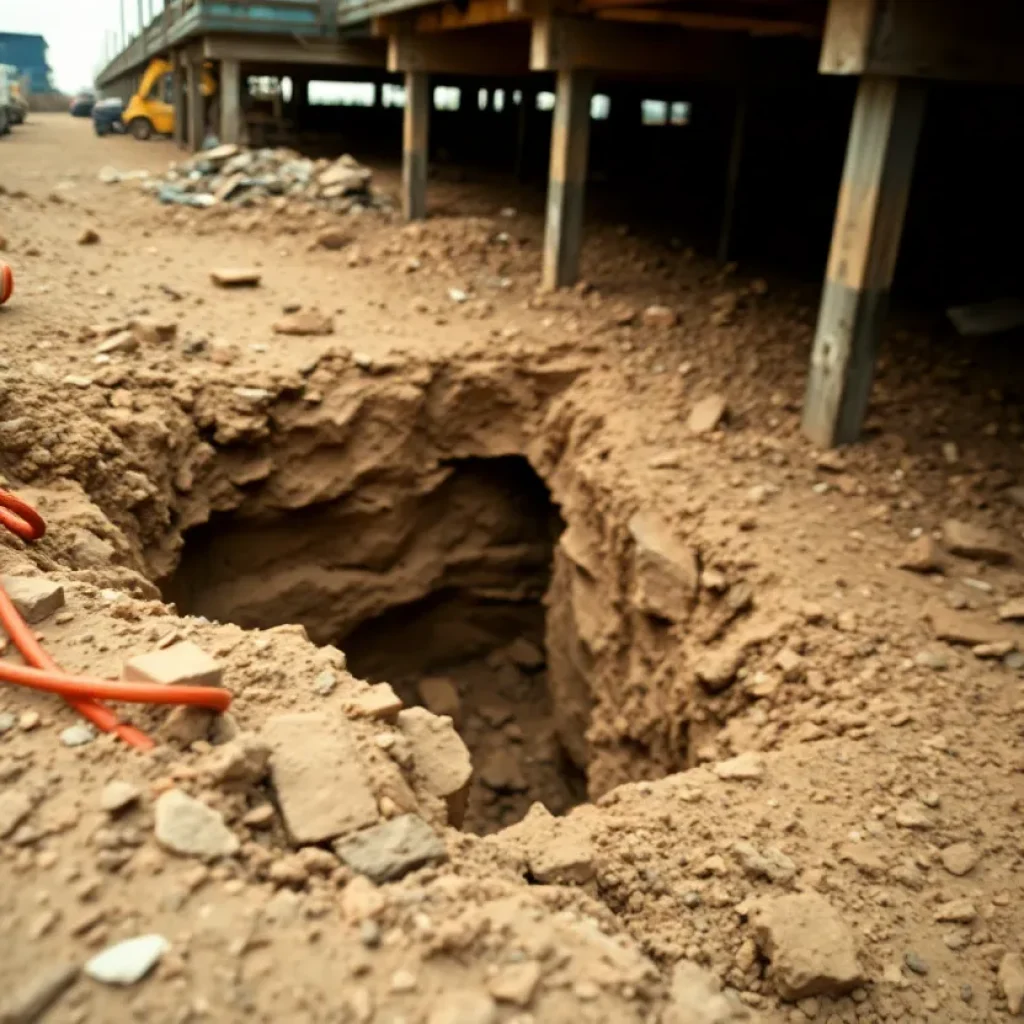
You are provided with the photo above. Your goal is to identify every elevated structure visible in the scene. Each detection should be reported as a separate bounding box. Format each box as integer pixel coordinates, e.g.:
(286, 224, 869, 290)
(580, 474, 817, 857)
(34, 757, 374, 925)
(95, 0, 1024, 447)
(0, 32, 54, 94)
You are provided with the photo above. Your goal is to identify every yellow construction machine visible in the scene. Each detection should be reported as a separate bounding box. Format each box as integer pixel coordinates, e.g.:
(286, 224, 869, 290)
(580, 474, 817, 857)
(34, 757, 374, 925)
(123, 58, 216, 140)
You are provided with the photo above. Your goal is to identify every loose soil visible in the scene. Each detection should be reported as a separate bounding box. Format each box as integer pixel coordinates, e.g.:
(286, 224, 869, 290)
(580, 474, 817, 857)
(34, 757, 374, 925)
(3, 116, 1024, 1024)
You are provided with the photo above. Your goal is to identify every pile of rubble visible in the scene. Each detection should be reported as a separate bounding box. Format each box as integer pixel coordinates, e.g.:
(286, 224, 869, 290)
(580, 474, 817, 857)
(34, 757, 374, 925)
(104, 143, 384, 213)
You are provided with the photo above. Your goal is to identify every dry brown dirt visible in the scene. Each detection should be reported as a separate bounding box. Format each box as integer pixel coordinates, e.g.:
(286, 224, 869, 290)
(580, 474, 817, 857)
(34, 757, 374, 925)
(3, 114, 1024, 1024)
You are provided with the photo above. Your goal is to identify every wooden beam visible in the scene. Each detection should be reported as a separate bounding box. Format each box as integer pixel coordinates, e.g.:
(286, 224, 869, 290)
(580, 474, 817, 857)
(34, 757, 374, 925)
(388, 29, 530, 75)
(201, 34, 385, 67)
(593, 7, 820, 38)
(820, 0, 1024, 84)
(530, 14, 741, 77)
(185, 57, 204, 152)
(542, 69, 593, 291)
(171, 50, 186, 149)
(402, 69, 429, 221)
(802, 75, 926, 448)
(219, 56, 241, 145)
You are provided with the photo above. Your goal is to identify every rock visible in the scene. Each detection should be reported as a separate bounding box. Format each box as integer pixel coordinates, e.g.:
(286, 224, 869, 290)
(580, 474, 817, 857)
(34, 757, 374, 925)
(272, 310, 333, 336)
(344, 683, 404, 721)
(341, 875, 386, 924)
(940, 841, 980, 876)
(100, 780, 142, 814)
(488, 961, 542, 1007)
(999, 599, 1024, 621)
(694, 647, 743, 693)
(688, 394, 728, 435)
(334, 814, 447, 883)
(131, 317, 177, 344)
(521, 806, 596, 885)
(77, 228, 100, 245)
(316, 228, 350, 250)
(263, 712, 379, 844)
(84, 935, 169, 986)
(934, 899, 977, 923)
(0, 961, 78, 1023)
(318, 159, 372, 193)
(897, 535, 943, 573)
(312, 669, 337, 696)
(210, 267, 261, 288)
(641, 305, 678, 328)
(629, 512, 700, 622)
(0, 576, 65, 623)
(96, 329, 139, 355)
(732, 841, 797, 884)
(427, 991, 497, 1024)
(154, 789, 239, 859)
(123, 641, 223, 688)
(925, 604, 1014, 647)
(663, 960, 754, 1024)
(894, 801, 932, 829)
(904, 951, 929, 975)
(203, 733, 270, 786)
(396, 707, 473, 827)
(203, 143, 241, 163)
(0, 790, 32, 839)
(942, 519, 1012, 563)
(478, 748, 527, 792)
(60, 724, 95, 747)
(751, 893, 864, 1000)
(417, 676, 462, 725)
(1000, 953, 1024, 1014)
(713, 752, 764, 781)
(504, 636, 545, 670)
(0, 712, 14, 735)
(158, 706, 214, 746)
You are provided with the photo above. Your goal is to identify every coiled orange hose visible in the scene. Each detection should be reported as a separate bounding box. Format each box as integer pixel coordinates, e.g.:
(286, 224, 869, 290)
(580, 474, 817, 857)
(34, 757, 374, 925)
(1, 487, 231, 750)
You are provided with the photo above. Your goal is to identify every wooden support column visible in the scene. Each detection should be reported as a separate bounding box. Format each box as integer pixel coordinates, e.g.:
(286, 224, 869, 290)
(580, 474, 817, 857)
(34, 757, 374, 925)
(185, 58, 203, 151)
(402, 69, 430, 221)
(219, 57, 241, 145)
(171, 51, 186, 149)
(801, 75, 926, 448)
(716, 86, 746, 264)
(542, 69, 593, 291)
(514, 86, 534, 181)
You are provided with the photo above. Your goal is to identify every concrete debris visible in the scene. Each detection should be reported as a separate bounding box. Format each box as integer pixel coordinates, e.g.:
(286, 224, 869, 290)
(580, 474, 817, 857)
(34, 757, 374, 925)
(663, 960, 755, 1023)
(0, 789, 33, 839)
(942, 518, 1012, 564)
(0, 962, 78, 1023)
(999, 953, 1024, 1015)
(751, 893, 864, 1000)
(122, 640, 223, 688)
(84, 935, 169, 986)
(940, 841, 980, 876)
(333, 813, 447, 883)
(694, 647, 743, 693)
(713, 752, 764, 781)
(262, 712, 380, 844)
(344, 682, 404, 721)
(154, 788, 240, 859)
(210, 267, 261, 288)
(629, 512, 700, 622)
(59, 724, 95, 747)
(999, 599, 1024, 621)
(202, 733, 271, 786)
(478, 747, 527, 792)
(396, 707, 473, 827)
(925, 603, 1014, 648)
(487, 960, 542, 1007)
(416, 676, 463, 725)
(897, 534, 943, 573)
(517, 805, 596, 885)
(732, 841, 797, 884)
(0, 575, 65, 623)
(688, 394, 728, 435)
(99, 780, 142, 814)
(426, 990, 497, 1024)
(641, 305, 678, 329)
(272, 310, 333, 336)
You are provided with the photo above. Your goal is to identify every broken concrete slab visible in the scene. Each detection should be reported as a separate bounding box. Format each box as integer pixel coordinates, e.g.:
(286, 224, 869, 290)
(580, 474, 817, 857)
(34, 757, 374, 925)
(122, 640, 223, 688)
(629, 512, 700, 622)
(154, 789, 239, 859)
(1, 575, 65, 623)
(925, 604, 1017, 648)
(663, 960, 754, 1023)
(333, 813, 446, 883)
(942, 519, 1012, 564)
(397, 707, 472, 827)
(688, 394, 728, 435)
(262, 712, 380, 845)
(272, 310, 334, 336)
(210, 267, 261, 288)
(344, 682, 404, 721)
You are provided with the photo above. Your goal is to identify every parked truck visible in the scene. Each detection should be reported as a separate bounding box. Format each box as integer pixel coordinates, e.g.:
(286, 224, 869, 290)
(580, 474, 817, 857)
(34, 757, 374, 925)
(122, 57, 215, 140)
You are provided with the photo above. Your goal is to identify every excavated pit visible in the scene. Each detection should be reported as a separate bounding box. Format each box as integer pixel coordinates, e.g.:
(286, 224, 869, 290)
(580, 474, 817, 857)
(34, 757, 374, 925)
(163, 454, 587, 833)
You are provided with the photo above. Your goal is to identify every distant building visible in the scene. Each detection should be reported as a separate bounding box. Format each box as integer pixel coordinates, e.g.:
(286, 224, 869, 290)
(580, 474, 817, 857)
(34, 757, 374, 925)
(0, 32, 54, 93)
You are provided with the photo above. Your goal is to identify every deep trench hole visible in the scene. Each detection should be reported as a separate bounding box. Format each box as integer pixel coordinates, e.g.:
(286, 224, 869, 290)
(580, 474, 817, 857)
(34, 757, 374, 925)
(163, 454, 586, 835)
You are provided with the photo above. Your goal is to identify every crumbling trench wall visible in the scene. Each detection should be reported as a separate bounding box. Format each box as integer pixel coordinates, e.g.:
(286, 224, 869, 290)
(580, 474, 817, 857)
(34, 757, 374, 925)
(0, 350, 761, 798)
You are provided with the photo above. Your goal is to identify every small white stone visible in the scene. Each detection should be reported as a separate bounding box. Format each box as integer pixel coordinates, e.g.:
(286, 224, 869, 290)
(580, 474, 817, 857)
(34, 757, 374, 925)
(85, 934, 169, 985)
(60, 724, 96, 747)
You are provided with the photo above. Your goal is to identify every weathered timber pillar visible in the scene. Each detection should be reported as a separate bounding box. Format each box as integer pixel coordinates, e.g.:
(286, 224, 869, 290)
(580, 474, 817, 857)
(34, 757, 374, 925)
(802, 75, 926, 447)
(402, 70, 429, 220)
(171, 51, 186, 149)
(185, 58, 204, 152)
(717, 85, 747, 264)
(220, 57, 241, 145)
(542, 69, 593, 291)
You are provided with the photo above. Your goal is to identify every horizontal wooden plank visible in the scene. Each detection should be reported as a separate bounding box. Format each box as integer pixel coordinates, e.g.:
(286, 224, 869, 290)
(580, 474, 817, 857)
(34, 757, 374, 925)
(388, 26, 530, 73)
(594, 7, 819, 37)
(203, 32, 386, 64)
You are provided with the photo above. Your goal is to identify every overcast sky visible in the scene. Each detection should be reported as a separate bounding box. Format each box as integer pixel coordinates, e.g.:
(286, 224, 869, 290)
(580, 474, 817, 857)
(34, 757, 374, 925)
(1, 0, 146, 93)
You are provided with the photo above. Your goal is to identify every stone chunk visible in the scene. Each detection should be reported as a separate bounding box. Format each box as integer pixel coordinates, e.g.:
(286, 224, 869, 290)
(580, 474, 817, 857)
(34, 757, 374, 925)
(154, 789, 239, 859)
(1, 575, 65, 623)
(897, 534, 943, 573)
(488, 961, 542, 1007)
(940, 841, 980, 877)
(427, 991, 496, 1024)
(629, 512, 700, 622)
(934, 899, 976, 923)
(751, 893, 864, 1000)
(333, 814, 446, 883)
(732, 841, 797, 884)
(96, 329, 139, 355)
(999, 599, 1024, 621)
(78, 228, 100, 245)
(925, 604, 1014, 648)
(85, 935, 169, 986)
(122, 641, 223, 688)
(999, 953, 1024, 1015)
(416, 676, 462, 726)
(713, 752, 764, 781)
(942, 519, 1012, 563)
(0, 962, 78, 1023)
(263, 712, 379, 845)
(131, 317, 177, 344)
(641, 304, 678, 329)
(344, 683, 404, 721)
(0, 789, 33, 839)
(397, 707, 473, 827)
(202, 733, 270, 786)
(478, 748, 527, 792)
(316, 228, 350, 250)
(694, 647, 743, 693)
(520, 806, 596, 885)
(663, 960, 754, 1024)
(210, 267, 261, 288)
(272, 310, 333, 336)
(100, 780, 142, 814)
(688, 394, 728, 435)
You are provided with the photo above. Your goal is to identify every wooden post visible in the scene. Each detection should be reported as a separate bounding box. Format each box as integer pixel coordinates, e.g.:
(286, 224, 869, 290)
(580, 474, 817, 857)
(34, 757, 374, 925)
(185, 58, 204, 152)
(402, 69, 429, 220)
(172, 51, 186, 149)
(717, 86, 746, 264)
(514, 86, 534, 181)
(542, 69, 593, 291)
(220, 57, 241, 144)
(802, 75, 926, 447)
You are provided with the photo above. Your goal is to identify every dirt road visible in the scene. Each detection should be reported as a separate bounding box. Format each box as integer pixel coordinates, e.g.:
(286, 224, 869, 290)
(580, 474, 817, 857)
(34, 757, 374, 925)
(2, 114, 1024, 1024)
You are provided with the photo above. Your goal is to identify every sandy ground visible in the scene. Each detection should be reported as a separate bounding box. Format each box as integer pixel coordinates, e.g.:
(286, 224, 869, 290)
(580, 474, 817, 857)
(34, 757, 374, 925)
(2, 114, 1024, 1024)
